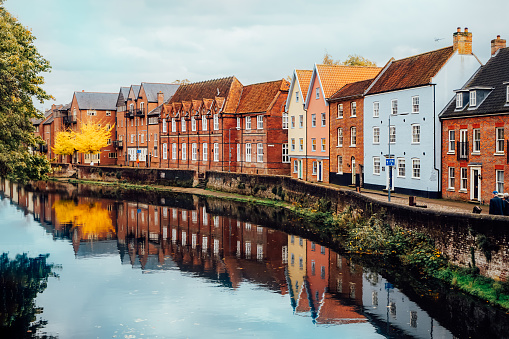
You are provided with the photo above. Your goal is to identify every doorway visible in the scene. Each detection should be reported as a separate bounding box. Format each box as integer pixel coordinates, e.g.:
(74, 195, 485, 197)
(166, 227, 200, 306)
(470, 167, 481, 201)
(351, 157, 356, 185)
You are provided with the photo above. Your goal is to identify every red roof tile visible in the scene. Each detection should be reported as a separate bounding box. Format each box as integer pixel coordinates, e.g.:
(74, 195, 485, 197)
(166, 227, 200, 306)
(236, 79, 290, 114)
(329, 78, 374, 101)
(295, 70, 312, 101)
(316, 65, 382, 99)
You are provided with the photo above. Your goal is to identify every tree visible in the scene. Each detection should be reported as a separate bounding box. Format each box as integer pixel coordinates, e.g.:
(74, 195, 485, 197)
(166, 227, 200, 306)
(322, 51, 377, 67)
(173, 79, 191, 85)
(0, 1, 52, 182)
(52, 130, 75, 157)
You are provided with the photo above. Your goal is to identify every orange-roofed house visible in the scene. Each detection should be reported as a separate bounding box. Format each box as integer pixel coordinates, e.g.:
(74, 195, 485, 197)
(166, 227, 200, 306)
(304, 64, 381, 182)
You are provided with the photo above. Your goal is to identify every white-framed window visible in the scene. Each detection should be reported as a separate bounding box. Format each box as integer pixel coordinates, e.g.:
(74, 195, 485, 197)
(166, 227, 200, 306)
(412, 158, 420, 179)
(391, 99, 398, 115)
(311, 114, 316, 127)
(202, 115, 207, 131)
(470, 91, 477, 107)
(412, 124, 420, 144)
(191, 116, 196, 131)
(311, 138, 316, 151)
(295, 91, 300, 102)
(373, 157, 380, 175)
(291, 116, 295, 128)
(190, 143, 197, 160)
(350, 127, 356, 146)
(203, 143, 208, 161)
(373, 127, 380, 144)
(236, 143, 240, 161)
(131, 134, 135, 143)
(473, 129, 481, 153)
(162, 119, 167, 133)
(448, 167, 455, 189)
(337, 156, 343, 174)
(299, 115, 304, 128)
(172, 118, 176, 132)
(321, 112, 326, 126)
(182, 143, 187, 160)
(351, 102, 357, 117)
(282, 113, 288, 129)
(373, 102, 379, 117)
(397, 158, 405, 177)
(257, 143, 263, 162)
(448, 130, 456, 153)
(214, 143, 219, 162)
(389, 126, 396, 143)
(87, 110, 97, 116)
(181, 117, 186, 132)
(162, 143, 167, 160)
(291, 138, 296, 151)
(293, 160, 298, 173)
(497, 170, 504, 193)
(299, 138, 304, 151)
(172, 143, 177, 159)
(412, 96, 419, 113)
(105, 110, 111, 116)
(507, 85, 509, 103)
(140, 134, 144, 144)
(257, 115, 263, 129)
(461, 167, 468, 191)
(496, 127, 505, 153)
(337, 128, 343, 147)
(321, 138, 326, 152)
(337, 104, 343, 118)
(246, 116, 251, 130)
(282, 143, 289, 163)
(213, 114, 219, 130)
(456, 93, 463, 108)
(315, 87, 320, 99)
(246, 143, 252, 162)
(237, 117, 241, 130)
(312, 161, 317, 174)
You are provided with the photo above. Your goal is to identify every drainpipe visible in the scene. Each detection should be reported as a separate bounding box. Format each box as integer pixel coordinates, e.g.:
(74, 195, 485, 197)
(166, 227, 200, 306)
(433, 84, 440, 196)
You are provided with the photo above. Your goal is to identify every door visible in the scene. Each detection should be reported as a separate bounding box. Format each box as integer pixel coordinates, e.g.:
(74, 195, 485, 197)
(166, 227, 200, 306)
(386, 163, 395, 191)
(318, 161, 323, 182)
(470, 167, 481, 201)
(298, 160, 303, 179)
(351, 157, 356, 185)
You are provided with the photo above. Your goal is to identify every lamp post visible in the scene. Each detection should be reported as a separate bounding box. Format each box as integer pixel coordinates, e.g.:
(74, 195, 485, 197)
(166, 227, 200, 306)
(388, 113, 392, 202)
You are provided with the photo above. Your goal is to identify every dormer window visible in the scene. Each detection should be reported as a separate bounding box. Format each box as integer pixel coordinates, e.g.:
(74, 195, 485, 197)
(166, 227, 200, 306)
(470, 91, 477, 107)
(456, 93, 463, 108)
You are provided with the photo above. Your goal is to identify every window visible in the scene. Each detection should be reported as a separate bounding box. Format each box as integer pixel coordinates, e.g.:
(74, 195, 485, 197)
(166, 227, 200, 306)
(107, 138, 112, 145)
(311, 138, 316, 151)
(397, 158, 405, 177)
(257, 115, 263, 129)
(412, 158, 420, 179)
(337, 104, 343, 118)
(282, 113, 288, 129)
(470, 91, 477, 107)
(293, 160, 298, 173)
(507, 86, 509, 103)
(291, 138, 295, 151)
(373, 102, 379, 117)
(108, 152, 117, 158)
(214, 143, 219, 161)
(391, 99, 398, 115)
(296, 91, 300, 102)
(321, 138, 326, 151)
(412, 96, 419, 113)
(257, 143, 263, 162)
(456, 93, 463, 108)
(312, 161, 317, 174)
(350, 127, 357, 146)
(203, 143, 208, 161)
(448, 167, 455, 189)
(106, 110, 111, 116)
(337, 156, 343, 174)
(202, 115, 207, 131)
(448, 130, 456, 153)
(246, 143, 252, 162)
(172, 143, 177, 159)
(162, 119, 167, 133)
(172, 118, 176, 132)
(282, 143, 289, 163)
(311, 114, 316, 127)
(412, 124, 420, 143)
(237, 117, 241, 129)
(351, 102, 357, 117)
(373, 127, 380, 144)
(299, 115, 304, 128)
(321, 112, 326, 126)
(213, 114, 219, 130)
(291, 116, 295, 128)
(87, 110, 97, 116)
(496, 127, 504, 153)
(182, 143, 186, 160)
(497, 170, 504, 193)
(140, 134, 144, 144)
(246, 116, 251, 130)
(192, 143, 197, 160)
(373, 157, 380, 175)
(299, 138, 304, 151)
(337, 128, 343, 147)
(236, 143, 240, 161)
(181, 117, 186, 132)
(473, 129, 481, 153)
(162, 143, 167, 160)
(389, 126, 396, 143)
(191, 117, 196, 131)
(461, 168, 468, 191)
(316, 87, 320, 99)
(131, 134, 135, 144)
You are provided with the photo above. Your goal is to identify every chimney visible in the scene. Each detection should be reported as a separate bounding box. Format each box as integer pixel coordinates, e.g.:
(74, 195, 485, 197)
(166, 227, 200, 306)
(157, 91, 164, 106)
(491, 35, 506, 56)
(453, 27, 472, 55)
(51, 104, 56, 111)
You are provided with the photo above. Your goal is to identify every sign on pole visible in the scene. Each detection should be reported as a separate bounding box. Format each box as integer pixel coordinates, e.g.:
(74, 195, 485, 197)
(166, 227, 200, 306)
(386, 158, 395, 167)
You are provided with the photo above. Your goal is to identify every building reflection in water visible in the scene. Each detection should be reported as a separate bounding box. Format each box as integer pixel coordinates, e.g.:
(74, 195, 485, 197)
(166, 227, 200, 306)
(1, 178, 455, 338)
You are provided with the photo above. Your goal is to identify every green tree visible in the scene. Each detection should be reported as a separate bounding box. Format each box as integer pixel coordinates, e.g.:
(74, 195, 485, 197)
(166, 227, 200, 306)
(173, 79, 191, 85)
(0, 1, 52, 183)
(322, 51, 377, 67)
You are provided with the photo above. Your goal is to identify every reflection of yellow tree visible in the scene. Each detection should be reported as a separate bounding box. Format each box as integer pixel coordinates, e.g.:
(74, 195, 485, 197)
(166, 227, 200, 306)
(53, 200, 115, 239)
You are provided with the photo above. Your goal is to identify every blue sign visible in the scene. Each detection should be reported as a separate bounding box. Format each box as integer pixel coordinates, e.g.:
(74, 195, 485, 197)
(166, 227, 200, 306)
(137, 150, 141, 154)
(137, 208, 141, 214)
(385, 282, 394, 290)
(386, 158, 395, 167)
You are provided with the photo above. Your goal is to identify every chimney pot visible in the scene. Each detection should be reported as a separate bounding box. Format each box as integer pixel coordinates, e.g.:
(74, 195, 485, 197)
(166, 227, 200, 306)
(465, 27, 468, 32)
(453, 28, 473, 55)
(457, 27, 461, 32)
(497, 35, 501, 39)
(491, 35, 506, 56)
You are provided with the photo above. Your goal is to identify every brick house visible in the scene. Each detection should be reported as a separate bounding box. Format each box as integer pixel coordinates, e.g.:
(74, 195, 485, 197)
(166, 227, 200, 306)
(440, 37, 509, 203)
(328, 78, 376, 187)
(114, 86, 130, 165)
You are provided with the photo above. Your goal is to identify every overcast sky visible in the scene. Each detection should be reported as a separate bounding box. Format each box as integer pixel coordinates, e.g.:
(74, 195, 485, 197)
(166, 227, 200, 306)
(5, 0, 509, 111)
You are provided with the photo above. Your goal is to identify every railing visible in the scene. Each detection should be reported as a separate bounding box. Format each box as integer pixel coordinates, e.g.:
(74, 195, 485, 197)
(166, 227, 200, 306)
(113, 140, 123, 149)
(135, 108, 145, 117)
(457, 141, 468, 161)
(63, 116, 77, 124)
(126, 111, 134, 118)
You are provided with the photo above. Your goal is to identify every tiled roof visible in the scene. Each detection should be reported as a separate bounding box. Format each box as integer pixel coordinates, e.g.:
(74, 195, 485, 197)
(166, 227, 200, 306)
(366, 46, 455, 95)
(141, 82, 180, 103)
(440, 47, 509, 119)
(316, 64, 381, 99)
(295, 70, 312, 101)
(75, 92, 118, 110)
(329, 78, 374, 101)
(236, 79, 289, 114)
(116, 86, 130, 106)
(169, 77, 238, 104)
(129, 85, 141, 100)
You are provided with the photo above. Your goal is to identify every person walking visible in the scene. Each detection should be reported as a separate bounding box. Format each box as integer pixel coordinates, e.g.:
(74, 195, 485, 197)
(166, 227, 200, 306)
(503, 193, 509, 216)
(489, 191, 505, 215)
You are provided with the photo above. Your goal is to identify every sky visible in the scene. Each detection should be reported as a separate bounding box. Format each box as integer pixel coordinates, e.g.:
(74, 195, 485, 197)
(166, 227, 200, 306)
(5, 0, 509, 111)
